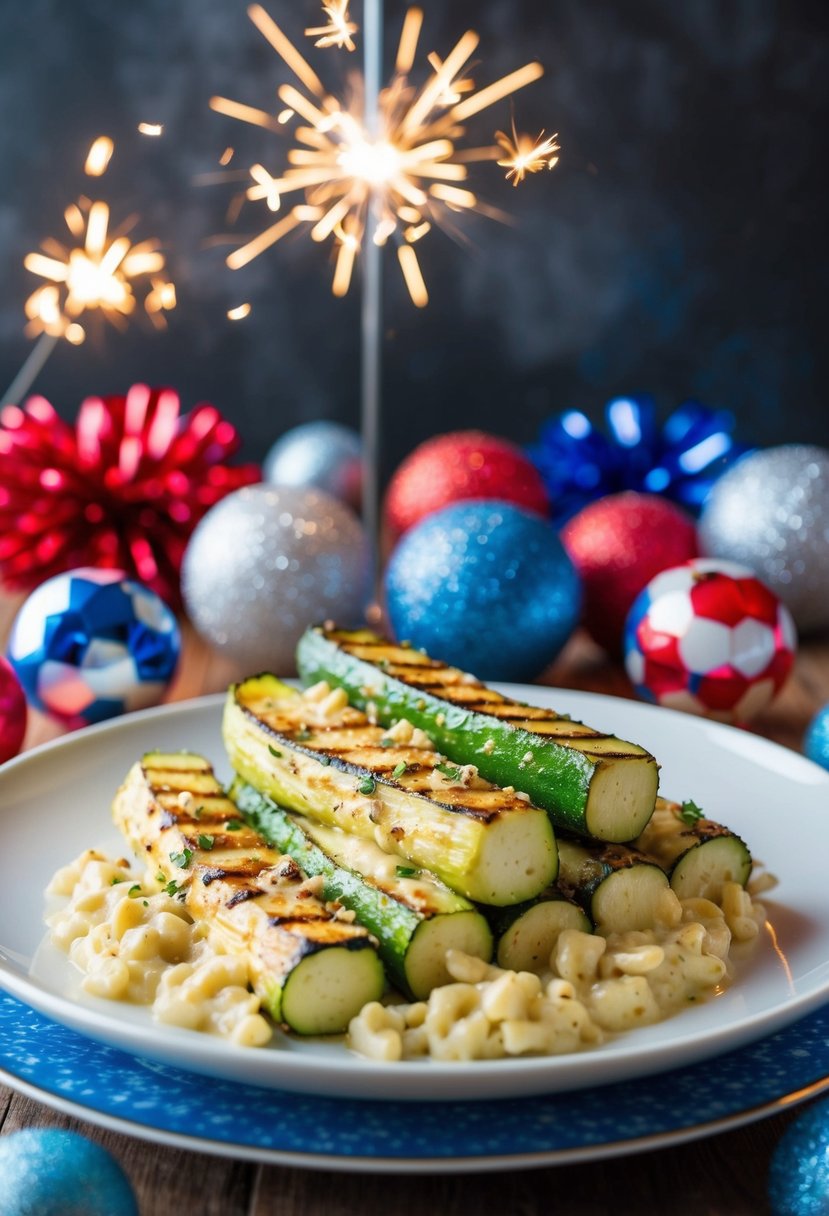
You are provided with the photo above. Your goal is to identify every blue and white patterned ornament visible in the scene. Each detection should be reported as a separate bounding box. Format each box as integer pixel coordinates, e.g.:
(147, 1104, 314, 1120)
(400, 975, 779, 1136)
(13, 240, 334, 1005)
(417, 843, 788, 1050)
(384, 500, 581, 682)
(264, 420, 362, 511)
(804, 705, 829, 772)
(7, 567, 180, 727)
(768, 1097, 829, 1216)
(529, 395, 749, 524)
(0, 1128, 138, 1216)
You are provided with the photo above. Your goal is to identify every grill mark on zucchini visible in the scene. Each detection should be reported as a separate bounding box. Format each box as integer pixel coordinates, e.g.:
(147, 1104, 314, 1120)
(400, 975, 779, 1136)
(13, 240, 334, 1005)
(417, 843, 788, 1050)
(297, 626, 660, 842)
(224, 676, 558, 906)
(239, 707, 515, 824)
(112, 751, 384, 1033)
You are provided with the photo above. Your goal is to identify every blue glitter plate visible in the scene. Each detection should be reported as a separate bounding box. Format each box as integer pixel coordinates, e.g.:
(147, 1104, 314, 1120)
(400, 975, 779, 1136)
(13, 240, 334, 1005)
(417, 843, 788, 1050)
(2, 992, 828, 1172)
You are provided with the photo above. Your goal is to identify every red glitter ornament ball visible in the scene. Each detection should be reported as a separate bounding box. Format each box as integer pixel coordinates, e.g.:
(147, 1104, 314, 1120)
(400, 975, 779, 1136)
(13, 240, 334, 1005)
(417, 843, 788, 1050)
(384, 430, 550, 539)
(561, 492, 699, 655)
(0, 655, 26, 764)
(0, 387, 260, 611)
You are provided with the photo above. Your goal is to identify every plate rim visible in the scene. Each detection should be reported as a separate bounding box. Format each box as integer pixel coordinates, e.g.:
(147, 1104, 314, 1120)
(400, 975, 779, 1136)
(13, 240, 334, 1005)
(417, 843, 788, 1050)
(2, 686, 829, 1103)
(2, 993, 828, 1173)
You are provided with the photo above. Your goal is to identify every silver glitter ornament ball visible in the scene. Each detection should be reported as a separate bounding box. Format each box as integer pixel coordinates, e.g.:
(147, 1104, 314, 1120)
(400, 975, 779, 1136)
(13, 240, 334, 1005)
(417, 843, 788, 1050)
(182, 484, 370, 673)
(699, 445, 829, 634)
(264, 421, 362, 511)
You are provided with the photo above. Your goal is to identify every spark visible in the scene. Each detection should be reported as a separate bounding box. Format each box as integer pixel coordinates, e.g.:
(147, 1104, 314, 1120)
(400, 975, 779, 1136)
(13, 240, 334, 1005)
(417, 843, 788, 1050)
(305, 0, 358, 52)
(138, 122, 164, 136)
(496, 122, 560, 185)
(22, 151, 175, 344)
(212, 5, 555, 306)
(84, 136, 114, 177)
(227, 302, 252, 320)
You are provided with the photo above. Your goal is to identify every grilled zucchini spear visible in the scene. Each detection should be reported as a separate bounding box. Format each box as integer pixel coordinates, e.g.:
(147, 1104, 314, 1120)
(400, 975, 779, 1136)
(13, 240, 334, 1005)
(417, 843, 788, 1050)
(231, 779, 493, 998)
(112, 752, 384, 1035)
(222, 674, 557, 906)
(635, 797, 752, 901)
(296, 626, 659, 843)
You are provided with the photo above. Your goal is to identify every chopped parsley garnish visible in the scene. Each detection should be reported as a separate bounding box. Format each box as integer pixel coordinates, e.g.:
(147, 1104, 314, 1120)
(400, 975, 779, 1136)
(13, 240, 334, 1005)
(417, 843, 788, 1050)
(395, 865, 417, 878)
(267, 744, 282, 758)
(391, 760, 408, 780)
(164, 879, 182, 897)
(679, 799, 705, 825)
(110, 876, 126, 886)
(197, 833, 215, 851)
(358, 776, 376, 795)
(193, 805, 204, 819)
(156, 870, 167, 884)
(435, 762, 463, 783)
(170, 848, 193, 869)
(380, 737, 395, 748)
(296, 728, 312, 742)
(127, 884, 143, 899)
(225, 820, 244, 831)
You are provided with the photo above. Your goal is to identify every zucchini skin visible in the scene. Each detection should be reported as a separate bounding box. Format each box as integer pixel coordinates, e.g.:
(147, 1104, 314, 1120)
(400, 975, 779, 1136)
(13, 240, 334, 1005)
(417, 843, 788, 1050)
(223, 674, 557, 906)
(635, 797, 752, 901)
(296, 626, 659, 843)
(231, 778, 494, 999)
(112, 751, 383, 1034)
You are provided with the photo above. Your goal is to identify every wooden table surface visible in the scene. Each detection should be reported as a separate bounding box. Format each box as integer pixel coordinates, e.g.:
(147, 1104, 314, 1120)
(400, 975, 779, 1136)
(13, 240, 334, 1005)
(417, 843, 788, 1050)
(1, 588, 827, 1216)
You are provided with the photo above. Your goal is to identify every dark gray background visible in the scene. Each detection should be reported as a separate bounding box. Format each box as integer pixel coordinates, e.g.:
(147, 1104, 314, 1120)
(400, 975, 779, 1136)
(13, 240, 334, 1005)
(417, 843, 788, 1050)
(1, 0, 827, 480)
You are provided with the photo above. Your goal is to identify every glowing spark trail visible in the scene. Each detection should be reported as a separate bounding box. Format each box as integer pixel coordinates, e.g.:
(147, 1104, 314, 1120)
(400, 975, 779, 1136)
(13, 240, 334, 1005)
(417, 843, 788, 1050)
(210, 3, 553, 306)
(496, 122, 560, 185)
(305, 0, 358, 51)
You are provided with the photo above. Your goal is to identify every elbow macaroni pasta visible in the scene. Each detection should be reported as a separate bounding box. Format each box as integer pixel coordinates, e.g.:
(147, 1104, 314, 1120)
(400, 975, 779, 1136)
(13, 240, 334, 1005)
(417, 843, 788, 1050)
(47, 850, 272, 1048)
(348, 882, 766, 1061)
(46, 850, 767, 1060)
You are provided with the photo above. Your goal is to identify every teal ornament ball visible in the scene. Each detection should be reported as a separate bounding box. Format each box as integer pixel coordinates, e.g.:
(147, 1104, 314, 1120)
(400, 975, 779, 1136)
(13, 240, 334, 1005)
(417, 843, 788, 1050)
(805, 705, 829, 771)
(384, 500, 581, 682)
(264, 421, 362, 511)
(768, 1098, 829, 1216)
(0, 1129, 138, 1216)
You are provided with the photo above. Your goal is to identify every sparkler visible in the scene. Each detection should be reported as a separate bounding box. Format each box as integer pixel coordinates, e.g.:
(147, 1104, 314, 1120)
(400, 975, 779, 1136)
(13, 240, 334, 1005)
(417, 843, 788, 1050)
(1, 138, 175, 407)
(210, 3, 551, 308)
(210, 0, 558, 590)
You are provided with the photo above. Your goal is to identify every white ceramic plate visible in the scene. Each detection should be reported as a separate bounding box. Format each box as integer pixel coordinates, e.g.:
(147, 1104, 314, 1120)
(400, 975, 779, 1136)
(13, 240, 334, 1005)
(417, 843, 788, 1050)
(1, 687, 827, 1103)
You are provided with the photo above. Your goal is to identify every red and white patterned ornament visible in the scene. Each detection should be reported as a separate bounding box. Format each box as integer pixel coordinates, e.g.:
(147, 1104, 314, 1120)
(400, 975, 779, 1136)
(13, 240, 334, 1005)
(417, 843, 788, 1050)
(624, 559, 797, 723)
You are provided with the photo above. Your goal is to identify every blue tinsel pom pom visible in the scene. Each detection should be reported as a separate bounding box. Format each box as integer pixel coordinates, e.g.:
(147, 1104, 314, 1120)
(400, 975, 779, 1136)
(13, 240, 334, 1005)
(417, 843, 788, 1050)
(528, 395, 749, 524)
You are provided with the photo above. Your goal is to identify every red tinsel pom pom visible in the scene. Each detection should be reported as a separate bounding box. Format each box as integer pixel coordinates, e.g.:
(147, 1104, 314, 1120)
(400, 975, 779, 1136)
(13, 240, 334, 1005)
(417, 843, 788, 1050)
(384, 430, 550, 539)
(0, 386, 260, 611)
(562, 491, 699, 655)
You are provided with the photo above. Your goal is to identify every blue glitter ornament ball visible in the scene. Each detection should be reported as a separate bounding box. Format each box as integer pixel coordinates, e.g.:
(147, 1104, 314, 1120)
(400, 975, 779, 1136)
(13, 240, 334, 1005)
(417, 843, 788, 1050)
(0, 1128, 138, 1216)
(264, 420, 362, 511)
(805, 705, 829, 772)
(8, 567, 180, 727)
(384, 500, 581, 681)
(768, 1098, 829, 1216)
